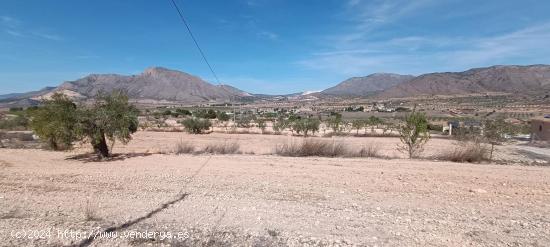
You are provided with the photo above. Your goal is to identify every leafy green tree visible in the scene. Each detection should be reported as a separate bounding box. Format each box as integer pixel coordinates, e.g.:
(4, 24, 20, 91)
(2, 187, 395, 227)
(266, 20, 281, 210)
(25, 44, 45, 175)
(175, 108, 192, 116)
(30, 91, 138, 157)
(483, 118, 512, 161)
(291, 118, 320, 137)
(216, 111, 231, 130)
(397, 109, 430, 158)
(0, 114, 30, 131)
(162, 109, 172, 116)
(216, 111, 230, 122)
(256, 118, 267, 133)
(291, 119, 303, 135)
(30, 93, 80, 150)
(306, 118, 320, 136)
(236, 115, 252, 128)
(351, 119, 365, 135)
(327, 114, 343, 133)
(78, 91, 139, 158)
(367, 116, 383, 133)
(181, 118, 212, 134)
(193, 109, 217, 119)
(272, 117, 289, 133)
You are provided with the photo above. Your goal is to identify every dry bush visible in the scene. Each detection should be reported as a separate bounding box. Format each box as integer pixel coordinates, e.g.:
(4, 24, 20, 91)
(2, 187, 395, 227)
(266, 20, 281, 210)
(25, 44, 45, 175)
(438, 142, 490, 163)
(354, 133, 399, 138)
(226, 129, 251, 134)
(174, 140, 195, 154)
(356, 145, 383, 158)
(0, 209, 25, 219)
(530, 141, 550, 149)
(148, 127, 184, 132)
(322, 132, 350, 138)
(83, 199, 101, 221)
(204, 142, 241, 154)
(275, 139, 349, 157)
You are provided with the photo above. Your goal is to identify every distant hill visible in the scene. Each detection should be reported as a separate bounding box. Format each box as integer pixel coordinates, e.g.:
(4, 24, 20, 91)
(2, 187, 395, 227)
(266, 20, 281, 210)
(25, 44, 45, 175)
(379, 65, 550, 98)
(322, 73, 414, 96)
(55, 67, 250, 102)
(0, 87, 56, 107)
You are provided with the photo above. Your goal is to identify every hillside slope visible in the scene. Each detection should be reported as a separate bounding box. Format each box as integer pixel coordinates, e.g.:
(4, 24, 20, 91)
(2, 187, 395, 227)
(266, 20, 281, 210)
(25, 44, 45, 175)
(379, 65, 550, 98)
(322, 73, 414, 96)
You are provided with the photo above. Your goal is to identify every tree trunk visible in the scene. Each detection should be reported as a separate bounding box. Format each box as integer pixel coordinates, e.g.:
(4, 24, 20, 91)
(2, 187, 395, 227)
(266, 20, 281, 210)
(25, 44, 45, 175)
(93, 132, 110, 158)
(490, 143, 494, 161)
(49, 137, 58, 151)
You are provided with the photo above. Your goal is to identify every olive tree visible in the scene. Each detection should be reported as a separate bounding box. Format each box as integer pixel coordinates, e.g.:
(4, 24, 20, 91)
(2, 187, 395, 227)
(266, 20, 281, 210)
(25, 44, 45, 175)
(272, 117, 289, 133)
(483, 118, 511, 161)
(256, 118, 267, 133)
(30, 93, 80, 150)
(78, 91, 139, 158)
(351, 119, 365, 135)
(327, 114, 343, 133)
(366, 116, 383, 133)
(292, 118, 320, 137)
(181, 118, 212, 134)
(30, 91, 139, 158)
(397, 109, 430, 158)
(216, 111, 230, 130)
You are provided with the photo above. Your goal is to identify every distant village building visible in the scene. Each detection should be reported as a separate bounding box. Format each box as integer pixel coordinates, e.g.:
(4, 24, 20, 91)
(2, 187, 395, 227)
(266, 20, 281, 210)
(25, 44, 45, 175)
(444, 120, 482, 136)
(531, 116, 550, 141)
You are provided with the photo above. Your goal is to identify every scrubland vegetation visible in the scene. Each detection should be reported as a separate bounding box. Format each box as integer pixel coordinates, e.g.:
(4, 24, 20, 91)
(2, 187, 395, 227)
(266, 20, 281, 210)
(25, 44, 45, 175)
(0, 95, 542, 165)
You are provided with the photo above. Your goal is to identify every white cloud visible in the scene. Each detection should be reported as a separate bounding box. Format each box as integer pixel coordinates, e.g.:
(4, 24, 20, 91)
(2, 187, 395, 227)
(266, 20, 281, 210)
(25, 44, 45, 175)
(32, 31, 64, 41)
(5, 29, 23, 37)
(0, 16, 21, 28)
(1, 15, 63, 41)
(298, 22, 550, 76)
(257, 31, 279, 40)
(297, 0, 550, 77)
(340, 0, 438, 42)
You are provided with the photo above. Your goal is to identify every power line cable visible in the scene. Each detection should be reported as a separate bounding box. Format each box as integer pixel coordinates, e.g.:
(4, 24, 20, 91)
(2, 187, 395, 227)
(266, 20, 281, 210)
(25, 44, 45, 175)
(169, 0, 221, 85)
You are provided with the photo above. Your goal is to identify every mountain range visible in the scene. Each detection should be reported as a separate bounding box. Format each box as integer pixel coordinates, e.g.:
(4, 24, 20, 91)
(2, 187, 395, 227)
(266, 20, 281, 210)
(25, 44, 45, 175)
(321, 73, 415, 96)
(380, 65, 550, 98)
(1, 64, 549, 106)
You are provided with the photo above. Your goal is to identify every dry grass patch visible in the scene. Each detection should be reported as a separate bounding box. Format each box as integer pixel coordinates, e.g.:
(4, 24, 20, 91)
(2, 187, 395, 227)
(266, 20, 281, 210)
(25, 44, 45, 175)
(0, 209, 25, 219)
(276, 139, 389, 158)
(357, 145, 384, 158)
(174, 140, 195, 154)
(322, 132, 350, 138)
(83, 199, 102, 221)
(275, 139, 349, 157)
(203, 142, 241, 154)
(438, 142, 490, 163)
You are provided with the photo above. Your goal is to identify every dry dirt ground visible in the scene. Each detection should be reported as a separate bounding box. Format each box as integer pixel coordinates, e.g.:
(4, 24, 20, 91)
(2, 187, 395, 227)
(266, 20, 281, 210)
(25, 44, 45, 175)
(105, 131, 542, 163)
(0, 132, 549, 246)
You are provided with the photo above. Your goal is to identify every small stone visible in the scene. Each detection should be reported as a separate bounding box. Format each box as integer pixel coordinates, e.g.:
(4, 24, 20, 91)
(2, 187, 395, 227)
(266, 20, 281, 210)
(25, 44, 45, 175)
(470, 188, 487, 194)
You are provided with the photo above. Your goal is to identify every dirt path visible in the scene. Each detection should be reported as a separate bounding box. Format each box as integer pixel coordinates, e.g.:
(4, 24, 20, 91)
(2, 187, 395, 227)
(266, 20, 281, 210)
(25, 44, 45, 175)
(1, 149, 549, 246)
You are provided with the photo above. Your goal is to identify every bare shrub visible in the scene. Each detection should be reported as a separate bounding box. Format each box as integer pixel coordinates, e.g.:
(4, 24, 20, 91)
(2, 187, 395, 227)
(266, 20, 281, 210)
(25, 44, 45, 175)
(397, 109, 430, 159)
(0, 209, 25, 219)
(174, 140, 195, 154)
(204, 142, 241, 154)
(322, 132, 350, 137)
(83, 199, 101, 221)
(275, 139, 349, 157)
(227, 129, 250, 134)
(357, 145, 382, 158)
(438, 142, 489, 163)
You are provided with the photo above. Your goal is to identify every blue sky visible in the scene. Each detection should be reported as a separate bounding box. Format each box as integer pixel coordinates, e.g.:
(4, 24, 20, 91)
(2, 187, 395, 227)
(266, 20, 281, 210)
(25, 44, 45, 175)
(1, 0, 550, 95)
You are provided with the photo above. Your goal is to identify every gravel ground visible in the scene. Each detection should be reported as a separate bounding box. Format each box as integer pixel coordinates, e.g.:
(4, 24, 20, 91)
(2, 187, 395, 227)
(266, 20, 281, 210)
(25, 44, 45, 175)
(1, 147, 549, 246)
